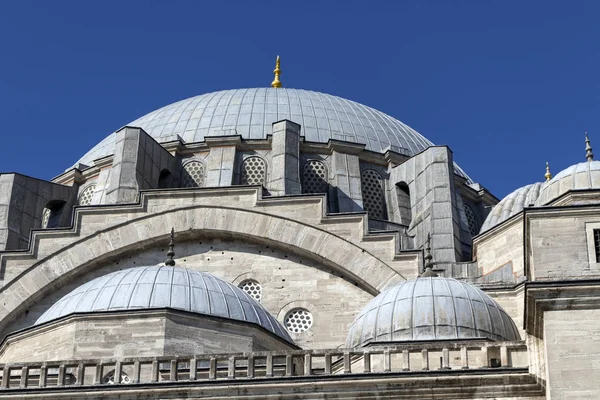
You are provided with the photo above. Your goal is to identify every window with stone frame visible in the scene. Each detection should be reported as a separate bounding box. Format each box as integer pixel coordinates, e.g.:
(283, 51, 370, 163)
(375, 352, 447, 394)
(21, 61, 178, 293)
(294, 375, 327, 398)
(594, 229, 600, 262)
(464, 204, 479, 236)
(240, 156, 266, 186)
(302, 160, 328, 194)
(181, 161, 205, 188)
(361, 169, 386, 219)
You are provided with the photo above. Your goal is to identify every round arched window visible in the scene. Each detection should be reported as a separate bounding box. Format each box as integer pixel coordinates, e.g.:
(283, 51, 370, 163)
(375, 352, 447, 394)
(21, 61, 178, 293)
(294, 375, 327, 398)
(284, 308, 313, 333)
(239, 279, 262, 302)
(241, 156, 266, 185)
(78, 185, 96, 206)
(181, 161, 205, 188)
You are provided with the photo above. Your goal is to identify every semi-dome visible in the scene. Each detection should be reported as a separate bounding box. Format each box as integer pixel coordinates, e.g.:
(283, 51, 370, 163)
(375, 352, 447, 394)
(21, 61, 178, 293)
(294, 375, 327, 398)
(535, 160, 600, 206)
(346, 277, 520, 348)
(480, 182, 543, 233)
(36, 265, 292, 343)
(74, 88, 471, 181)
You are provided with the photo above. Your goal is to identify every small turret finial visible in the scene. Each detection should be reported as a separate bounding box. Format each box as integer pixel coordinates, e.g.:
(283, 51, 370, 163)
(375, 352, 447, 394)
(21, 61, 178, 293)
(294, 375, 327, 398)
(421, 234, 438, 277)
(271, 56, 282, 88)
(545, 162, 552, 181)
(165, 228, 176, 266)
(585, 132, 594, 161)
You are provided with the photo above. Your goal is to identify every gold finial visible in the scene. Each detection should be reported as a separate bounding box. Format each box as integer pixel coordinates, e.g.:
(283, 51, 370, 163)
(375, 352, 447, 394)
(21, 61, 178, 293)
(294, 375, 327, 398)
(585, 132, 594, 161)
(271, 56, 282, 88)
(545, 162, 552, 181)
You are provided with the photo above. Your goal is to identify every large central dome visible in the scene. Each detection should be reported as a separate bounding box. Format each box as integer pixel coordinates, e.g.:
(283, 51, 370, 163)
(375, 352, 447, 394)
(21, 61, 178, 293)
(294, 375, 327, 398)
(74, 88, 470, 180)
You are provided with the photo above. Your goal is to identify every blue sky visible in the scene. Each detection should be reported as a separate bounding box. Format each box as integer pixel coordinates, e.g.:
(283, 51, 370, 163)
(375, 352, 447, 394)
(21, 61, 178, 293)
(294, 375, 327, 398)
(0, 1, 598, 198)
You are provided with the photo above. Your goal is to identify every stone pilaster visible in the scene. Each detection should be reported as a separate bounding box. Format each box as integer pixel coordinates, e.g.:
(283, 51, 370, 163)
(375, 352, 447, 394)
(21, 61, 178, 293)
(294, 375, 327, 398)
(269, 120, 301, 196)
(390, 146, 463, 262)
(105, 127, 174, 204)
(329, 142, 364, 212)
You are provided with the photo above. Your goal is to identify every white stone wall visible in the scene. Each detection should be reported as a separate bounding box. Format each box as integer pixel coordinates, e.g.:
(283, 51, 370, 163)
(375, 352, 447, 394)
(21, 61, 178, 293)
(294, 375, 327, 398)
(544, 309, 600, 399)
(475, 219, 524, 278)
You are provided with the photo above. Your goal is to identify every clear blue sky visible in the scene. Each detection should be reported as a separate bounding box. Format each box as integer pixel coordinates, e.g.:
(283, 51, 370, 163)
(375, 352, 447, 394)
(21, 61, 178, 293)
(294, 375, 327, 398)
(0, 1, 598, 198)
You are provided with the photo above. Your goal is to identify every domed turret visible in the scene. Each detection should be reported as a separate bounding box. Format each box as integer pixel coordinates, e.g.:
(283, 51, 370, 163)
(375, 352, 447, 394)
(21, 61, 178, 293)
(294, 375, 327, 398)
(536, 134, 600, 206)
(480, 182, 543, 233)
(346, 276, 520, 348)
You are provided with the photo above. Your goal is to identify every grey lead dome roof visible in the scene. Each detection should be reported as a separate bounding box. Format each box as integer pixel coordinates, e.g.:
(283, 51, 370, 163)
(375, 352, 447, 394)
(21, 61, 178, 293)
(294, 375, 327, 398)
(535, 160, 600, 206)
(346, 277, 520, 347)
(480, 182, 542, 233)
(74, 88, 471, 181)
(36, 265, 292, 343)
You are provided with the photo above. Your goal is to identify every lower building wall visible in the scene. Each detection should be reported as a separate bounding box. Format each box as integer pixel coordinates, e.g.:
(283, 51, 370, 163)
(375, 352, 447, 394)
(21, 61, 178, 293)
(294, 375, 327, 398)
(544, 309, 600, 400)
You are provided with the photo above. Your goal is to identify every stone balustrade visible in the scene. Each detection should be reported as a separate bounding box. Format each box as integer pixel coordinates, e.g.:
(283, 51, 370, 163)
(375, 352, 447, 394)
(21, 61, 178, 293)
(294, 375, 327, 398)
(0, 341, 527, 389)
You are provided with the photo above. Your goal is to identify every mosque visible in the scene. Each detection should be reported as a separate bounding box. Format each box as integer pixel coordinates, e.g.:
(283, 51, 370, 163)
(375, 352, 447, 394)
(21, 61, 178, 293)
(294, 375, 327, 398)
(0, 57, 597, 399)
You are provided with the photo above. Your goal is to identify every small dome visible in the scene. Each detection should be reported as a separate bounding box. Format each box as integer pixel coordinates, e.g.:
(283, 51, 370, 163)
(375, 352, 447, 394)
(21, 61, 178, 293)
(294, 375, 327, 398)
(535, 160, 600, 206)
(346, 277, 520, 348)
(36, 266, 292, 343)
(73, 88, 471, 182)
(480, 182, 542, 233)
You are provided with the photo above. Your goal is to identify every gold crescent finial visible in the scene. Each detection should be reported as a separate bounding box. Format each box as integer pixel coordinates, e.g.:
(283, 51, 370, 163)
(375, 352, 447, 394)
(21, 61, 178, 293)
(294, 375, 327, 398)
(271, 56, 282, 88)
(545, 162, 552, 181)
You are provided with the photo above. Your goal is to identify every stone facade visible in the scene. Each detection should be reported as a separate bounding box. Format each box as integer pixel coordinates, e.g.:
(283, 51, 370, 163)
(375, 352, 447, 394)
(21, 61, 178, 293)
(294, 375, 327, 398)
(0, 86, 597, 399)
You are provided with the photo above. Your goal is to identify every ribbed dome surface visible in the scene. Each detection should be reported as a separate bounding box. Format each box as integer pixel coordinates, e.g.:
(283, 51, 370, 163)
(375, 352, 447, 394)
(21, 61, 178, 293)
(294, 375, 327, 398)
(480, 182, 542, 233)
(74, 88, 471, 181)
(346, 277, 520, 347)
(36, 266, 292, 343)
(535, 160, 600, 206)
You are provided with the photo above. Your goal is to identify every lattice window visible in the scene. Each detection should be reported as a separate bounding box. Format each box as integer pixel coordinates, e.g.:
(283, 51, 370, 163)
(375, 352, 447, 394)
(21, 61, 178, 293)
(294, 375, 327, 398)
(302, 160, 328, 194)
(241, 156, 266, 186)
(78, 185, 96, 206)
(361, 169, 385, 219)
(594, 230, 600, 262)
(102, 370, 131, 385)
(181, 161, 205, 188)
(41, 208, 51, 228)
(464, 204, 478, 236)
(284, 308, 313, 333)
(239, 280, 262, 302)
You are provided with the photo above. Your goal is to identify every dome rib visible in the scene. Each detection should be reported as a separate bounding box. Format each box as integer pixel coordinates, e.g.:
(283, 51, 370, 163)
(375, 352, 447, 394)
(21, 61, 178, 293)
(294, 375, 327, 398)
(36, 266, 293, 343)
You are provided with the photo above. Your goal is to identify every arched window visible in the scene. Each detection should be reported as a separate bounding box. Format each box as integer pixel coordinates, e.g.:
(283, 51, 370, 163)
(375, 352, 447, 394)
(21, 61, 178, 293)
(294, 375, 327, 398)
(78, 184, 96, 206)
(464, 204, 479, 236)
(361, 169, 386, 219)
(239, 279, 262, 302)
(42, 200, 66, 229)
(181, 161, 205, 188)
(158, 169, 172, 189)
(241, 156, 266, 185)
(396, 182, 412, 226)
(302, 160, 328, 194)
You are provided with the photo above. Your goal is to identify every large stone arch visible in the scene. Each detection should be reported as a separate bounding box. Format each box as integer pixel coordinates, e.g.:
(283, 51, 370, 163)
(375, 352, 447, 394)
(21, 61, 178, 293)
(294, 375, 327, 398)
(0, 205, 405, 334)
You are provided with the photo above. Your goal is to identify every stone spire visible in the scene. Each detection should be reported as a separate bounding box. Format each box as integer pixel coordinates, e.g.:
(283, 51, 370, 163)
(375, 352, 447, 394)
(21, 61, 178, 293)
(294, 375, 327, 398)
(545, 162, 552, 181)
(421, 234, 438, 277)
(585, 132, 594, 161)
(271, 56, 282, 88)
(165, 228, 176, 266)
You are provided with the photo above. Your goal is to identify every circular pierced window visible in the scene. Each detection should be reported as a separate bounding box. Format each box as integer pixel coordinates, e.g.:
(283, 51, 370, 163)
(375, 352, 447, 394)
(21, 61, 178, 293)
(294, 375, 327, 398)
(284, 308, 313, 333)
(361, 169, 385, 219)
(181, 161, 205, 188)
(239, 280, 262, 302)
(78, 184, 96, 206)
(302, 160, 328, 194)
(241, 156, 266, 186)
(464, 204, 478, 236)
